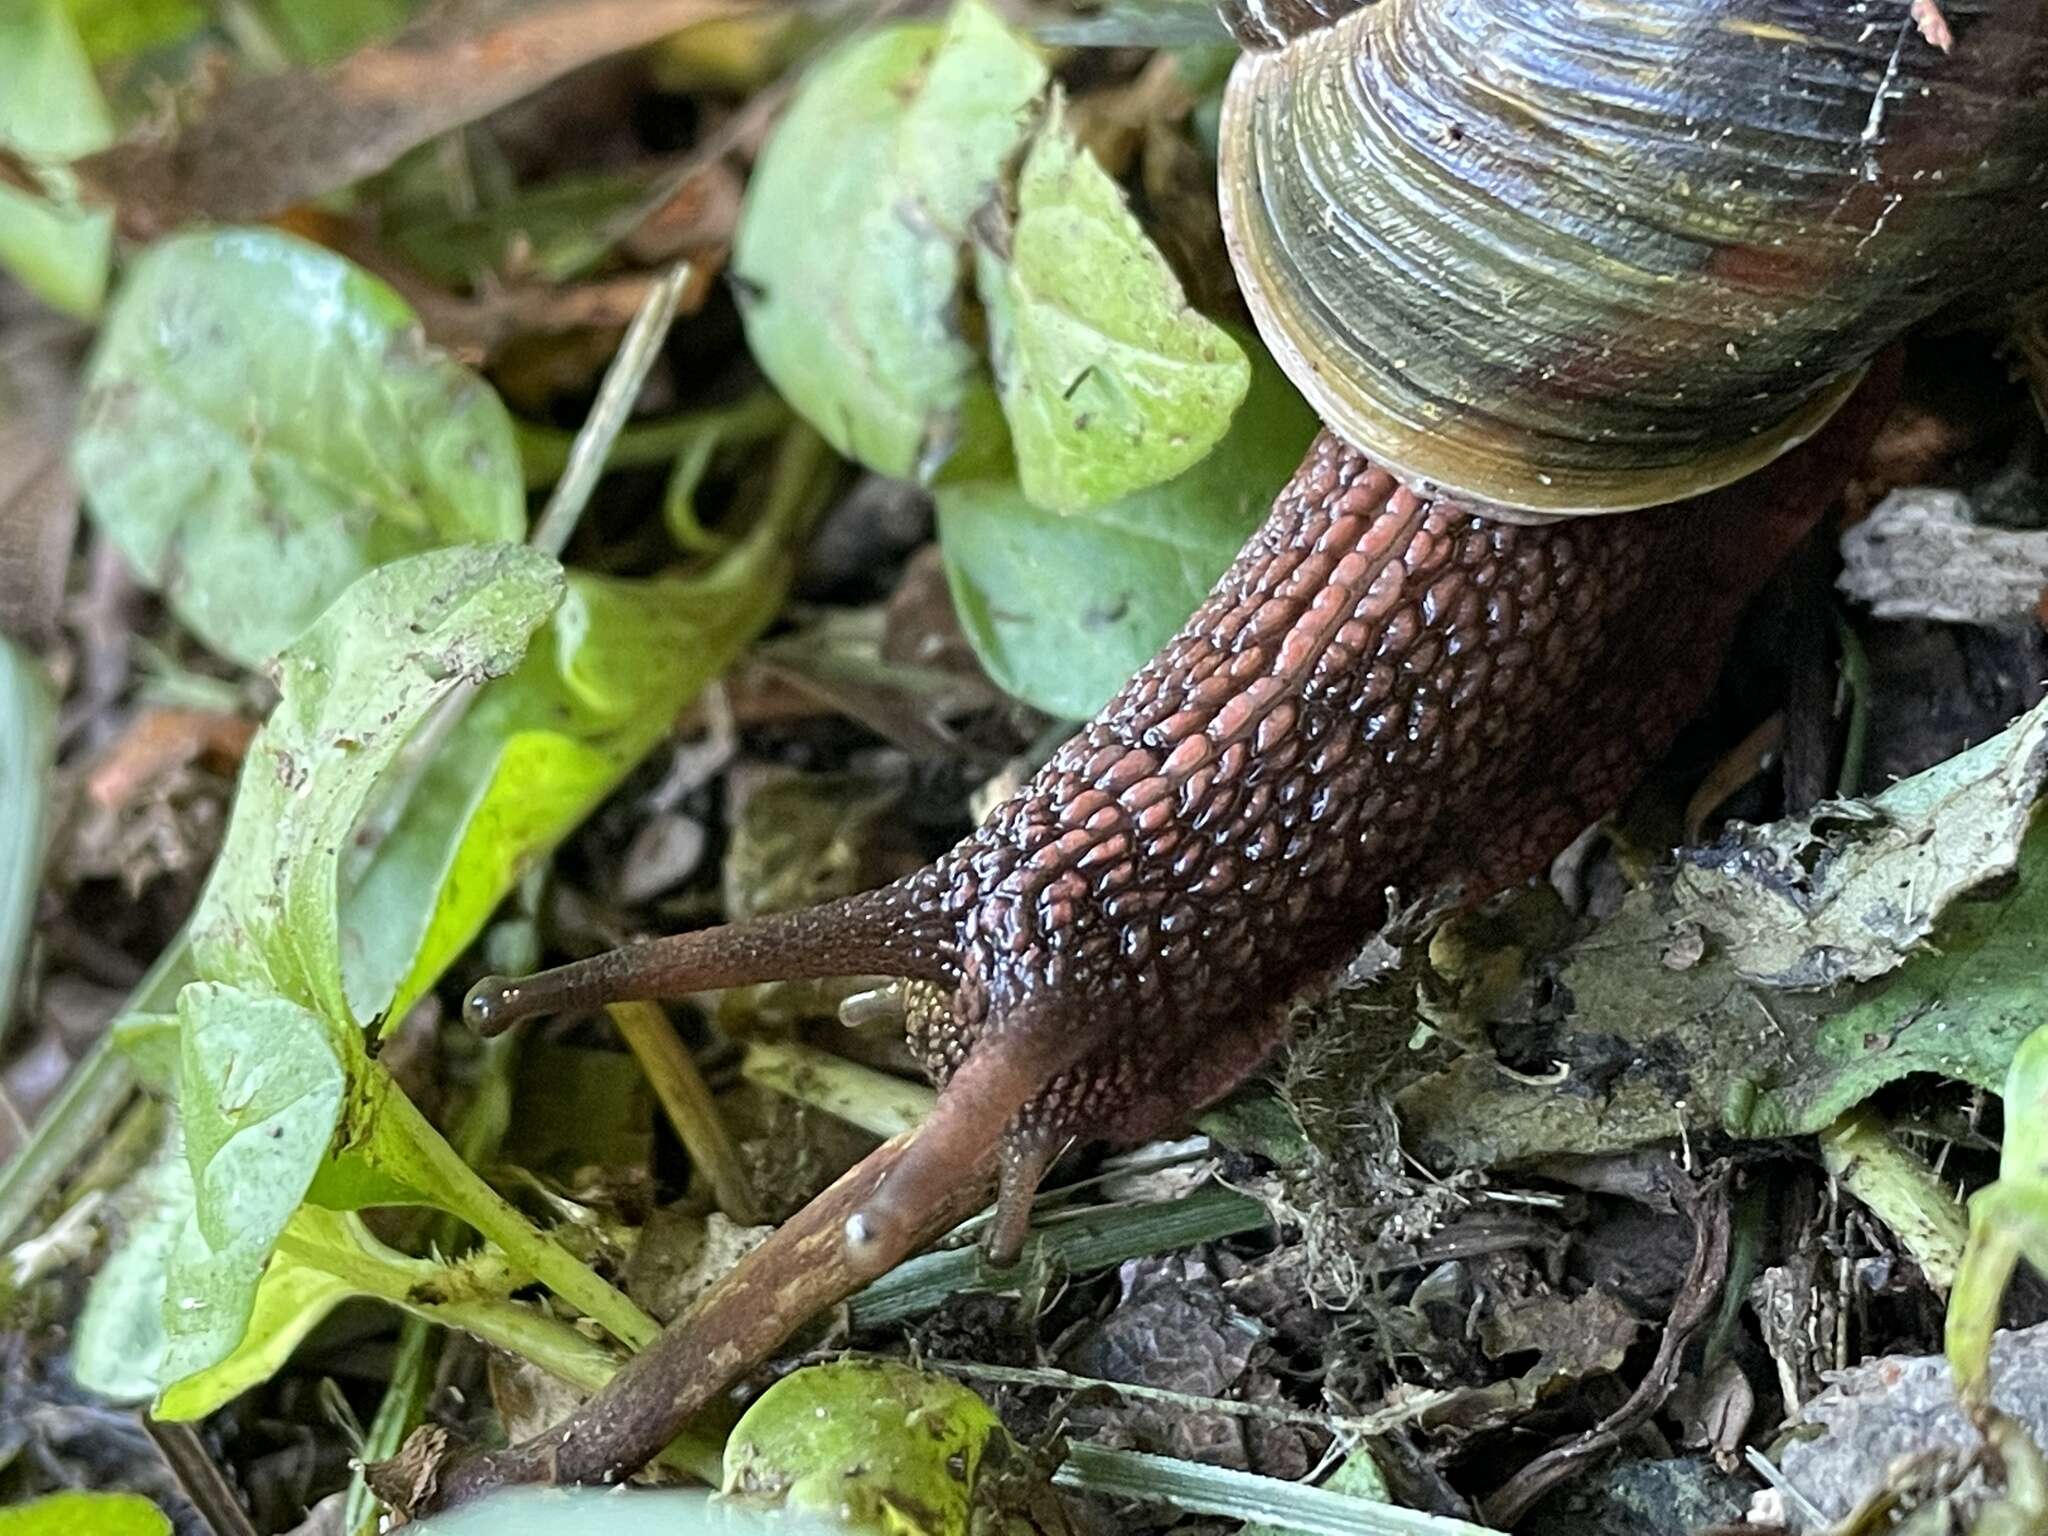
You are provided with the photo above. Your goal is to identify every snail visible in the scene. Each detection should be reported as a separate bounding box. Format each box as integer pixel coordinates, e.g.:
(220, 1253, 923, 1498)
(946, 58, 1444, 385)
(467, 0, 2048, 1267)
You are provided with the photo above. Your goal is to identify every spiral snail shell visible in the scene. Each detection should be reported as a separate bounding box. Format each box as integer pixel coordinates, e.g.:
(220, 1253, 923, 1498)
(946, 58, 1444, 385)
(1219, 0, 2048, 514)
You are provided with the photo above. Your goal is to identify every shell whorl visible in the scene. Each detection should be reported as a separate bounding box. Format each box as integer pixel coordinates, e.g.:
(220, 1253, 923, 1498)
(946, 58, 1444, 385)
(1217, 0, 2048, 515)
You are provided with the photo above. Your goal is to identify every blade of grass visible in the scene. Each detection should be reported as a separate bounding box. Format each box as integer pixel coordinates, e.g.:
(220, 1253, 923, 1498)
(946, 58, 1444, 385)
(849, 1184, 1270, 1328)
(0, 635, 55, 1048)
(1053, 1444, 1494, 1536)
(0, 931, 193, 1246)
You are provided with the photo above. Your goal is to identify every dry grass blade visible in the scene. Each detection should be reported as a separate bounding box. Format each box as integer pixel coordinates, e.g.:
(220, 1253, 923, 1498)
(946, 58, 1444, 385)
(75, 0, 767, 237)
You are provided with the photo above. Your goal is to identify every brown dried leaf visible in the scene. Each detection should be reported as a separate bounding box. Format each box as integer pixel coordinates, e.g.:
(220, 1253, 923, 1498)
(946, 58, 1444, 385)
(76, 0, 764, 237)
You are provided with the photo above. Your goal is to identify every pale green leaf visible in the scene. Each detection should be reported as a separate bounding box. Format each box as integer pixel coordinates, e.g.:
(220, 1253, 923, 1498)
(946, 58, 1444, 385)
(937, 327, 1314, 717)
(190, 542, 561, 1022)
(161, 984, 345, 1384)
(733, 0, 1046, 481)
(976, 104, 1249, 513)
(0, 1492, 170, 1536)
(341, 429, 825, 1026)
(723, 1360, 1026, 1534)
(0, 0, 114, 315)
(72, 1126, 190, 1401)
(73, 229, 528, 664)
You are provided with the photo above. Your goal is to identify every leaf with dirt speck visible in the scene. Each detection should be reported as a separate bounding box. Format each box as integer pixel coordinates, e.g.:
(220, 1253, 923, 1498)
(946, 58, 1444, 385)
(73, 229, 526, 666)
(190, 542, 561, 1023)
(1674, 696, 2048, 989)
(732, 0, 1047, 484)
(974, 101, 1249, 514)
(937, 328, 1314, 717)
(159, 983, 345, 1386)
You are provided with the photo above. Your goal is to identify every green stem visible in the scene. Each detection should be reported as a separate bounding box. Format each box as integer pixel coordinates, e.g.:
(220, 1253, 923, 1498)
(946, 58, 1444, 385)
(0, 636, 55, 1050)
(346, 1319, 439, 1536)
(518, 390, 788, 490)
(1820, 1105, 1968, 1293)
(369, 1069, 659, 1350)
(0, 928, 197, 1244)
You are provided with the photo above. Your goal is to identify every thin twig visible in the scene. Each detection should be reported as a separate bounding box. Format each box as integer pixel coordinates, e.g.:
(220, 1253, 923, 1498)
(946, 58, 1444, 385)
(891, 1356, 1458, 1439)
(611, 1001, 760, 1223)
(527, 262, 694, 558)
(1483, 1166, 1734, 1525)
(144, 1419, 263, 1536)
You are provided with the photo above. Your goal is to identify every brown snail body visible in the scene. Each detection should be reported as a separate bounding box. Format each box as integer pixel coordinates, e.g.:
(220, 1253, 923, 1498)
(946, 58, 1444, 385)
(468, 0, 2048, 1263)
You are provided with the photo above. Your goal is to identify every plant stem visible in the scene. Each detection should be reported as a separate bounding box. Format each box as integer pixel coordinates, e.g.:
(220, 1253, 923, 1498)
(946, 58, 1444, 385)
(518, 391, 788, 489)
(0, 928, 194, 1245)
(527, 262, 694, 558)
(0, 635, 55, 1050)
(741, 1038, 935, 1138)
(372, 1072, 659, 1350)
(611, 1002, 759, 1223)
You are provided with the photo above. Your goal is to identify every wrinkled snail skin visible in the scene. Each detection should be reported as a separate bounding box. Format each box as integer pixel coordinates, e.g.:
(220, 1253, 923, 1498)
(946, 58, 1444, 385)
(466, 0, 2047, 1262)
(467, 363, 1896, 1261)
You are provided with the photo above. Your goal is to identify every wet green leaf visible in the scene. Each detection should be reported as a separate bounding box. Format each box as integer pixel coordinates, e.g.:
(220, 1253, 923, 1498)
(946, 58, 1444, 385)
(733, 0, 1046, 482)
(1391, 708, 2048, 1169)
(160, 984, 346, 1384)
(72, 1127, 190, 1401)
(0, 1492, 170, 1536)
(0, 0, 114, 315)
(73, 229, 529, 665)
(723, 1360, 1034, 1534)
(341, 430, 827, 1026)
(937, 328, 1315, 717)
(0, 637, 54, 1047)
(61, 0, 206, 63)
(976, 104, 1248, 513)
(190, 542, 561, 1023)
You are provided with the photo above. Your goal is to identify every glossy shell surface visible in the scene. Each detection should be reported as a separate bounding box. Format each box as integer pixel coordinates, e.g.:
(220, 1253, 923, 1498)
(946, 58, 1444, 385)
(1219, 0, 2048, 513)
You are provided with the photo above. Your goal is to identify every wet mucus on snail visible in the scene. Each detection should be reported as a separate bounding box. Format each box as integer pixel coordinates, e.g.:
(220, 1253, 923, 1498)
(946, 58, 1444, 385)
(466, 0, 2048, 1269)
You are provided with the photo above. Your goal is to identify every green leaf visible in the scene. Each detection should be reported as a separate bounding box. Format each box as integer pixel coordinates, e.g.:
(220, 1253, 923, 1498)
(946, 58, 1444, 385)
(733, 0, 1047, 482)
(341, 428, 828, 1025)
(0, 637, 54, 1047)
(161, 984, 345, 1385)
(72, 1126, 190, 1401)
(0, 0, 114, 315)
(61, 0, 207, 64)
(73, 229, 528, 665)
(261, 0, 414, 64)
(937, 327, 1316, 717)
(190, 542, 562, 1023)
(0, 1492, 170, 1536)
(975, 103, 1250, 513)
(723, 1360, 1035, 1534)
(155, 1217, 355, 1420)
(0, 0, 113, 161)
